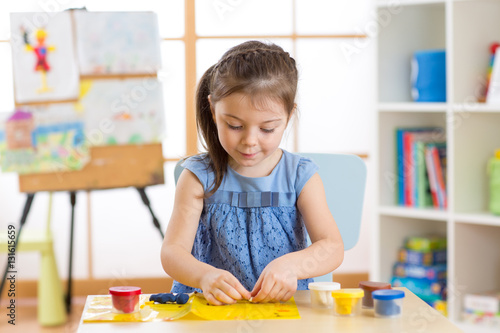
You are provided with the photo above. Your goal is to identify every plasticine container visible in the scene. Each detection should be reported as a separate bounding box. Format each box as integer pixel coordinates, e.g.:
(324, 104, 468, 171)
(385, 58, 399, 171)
(373, 289, 405, 318)
(308, 282, 341, 308)
(358, 281, 392, 308)
(109, 286, 142, 314)
(331, 289, 364, 317)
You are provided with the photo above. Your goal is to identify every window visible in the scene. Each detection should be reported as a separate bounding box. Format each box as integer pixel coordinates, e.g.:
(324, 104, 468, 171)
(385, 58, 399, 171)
(0, 0, 373, 158)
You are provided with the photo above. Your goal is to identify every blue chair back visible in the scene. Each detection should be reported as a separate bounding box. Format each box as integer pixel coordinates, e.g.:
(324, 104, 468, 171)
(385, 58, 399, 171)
(174, 152, 367, 283)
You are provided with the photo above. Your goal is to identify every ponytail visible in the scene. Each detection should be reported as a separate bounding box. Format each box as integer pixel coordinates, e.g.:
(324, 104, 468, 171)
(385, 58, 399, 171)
(196, 65, 228, 197)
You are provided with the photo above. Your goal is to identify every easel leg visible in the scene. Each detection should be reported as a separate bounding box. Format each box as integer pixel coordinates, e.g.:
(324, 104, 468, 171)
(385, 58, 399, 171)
(65, 191, 76, 313)
(136, 187, 164, 239)
(0, 193, 35, 299)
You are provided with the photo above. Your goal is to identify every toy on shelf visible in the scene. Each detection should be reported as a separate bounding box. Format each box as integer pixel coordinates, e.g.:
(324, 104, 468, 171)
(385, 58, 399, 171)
(462, 290, 500, 328)
(481, 42, 500, 102)
(391, 235, 447, 311)
(488, 149, 500, 215)
(411, 49, 446, 102)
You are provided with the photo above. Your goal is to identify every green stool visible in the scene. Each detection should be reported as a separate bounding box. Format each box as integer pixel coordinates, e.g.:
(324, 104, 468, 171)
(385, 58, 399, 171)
(0, 193, 66, 326)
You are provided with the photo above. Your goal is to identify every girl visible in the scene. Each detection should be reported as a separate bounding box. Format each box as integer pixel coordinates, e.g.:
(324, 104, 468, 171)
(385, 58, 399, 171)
(161, 41, 343, 306)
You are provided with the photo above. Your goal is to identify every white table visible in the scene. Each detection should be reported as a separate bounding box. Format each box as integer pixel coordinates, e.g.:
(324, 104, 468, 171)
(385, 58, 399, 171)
(77, 288, 461, 333)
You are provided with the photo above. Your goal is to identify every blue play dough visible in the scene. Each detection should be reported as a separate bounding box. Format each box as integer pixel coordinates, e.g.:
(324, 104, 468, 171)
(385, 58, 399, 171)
(375, 300, 401, 316)
(175, 293, 189, 304)
(149, 293, 189, 304)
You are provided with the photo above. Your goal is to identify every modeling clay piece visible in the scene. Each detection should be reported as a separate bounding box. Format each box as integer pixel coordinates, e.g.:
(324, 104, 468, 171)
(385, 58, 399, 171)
(175, 293, 189, 304)
(149, 293, 189, 304)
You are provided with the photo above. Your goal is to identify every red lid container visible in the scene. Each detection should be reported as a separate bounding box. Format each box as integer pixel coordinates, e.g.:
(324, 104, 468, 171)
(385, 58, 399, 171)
(109, 286, 141, 313)
(109, 286, 142, 296)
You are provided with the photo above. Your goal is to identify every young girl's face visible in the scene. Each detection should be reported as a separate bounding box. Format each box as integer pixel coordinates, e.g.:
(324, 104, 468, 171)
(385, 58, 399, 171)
(210, 92, 290, 174)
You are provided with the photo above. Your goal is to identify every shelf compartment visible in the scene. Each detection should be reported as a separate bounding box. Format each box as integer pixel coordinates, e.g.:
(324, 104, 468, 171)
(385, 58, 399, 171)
(453, 112, 500, 213)
(453, 0, 500, 103)
(380, 205, 448, 221)
(453, 223, 500, 325)
(378, 3, 445, 103)
(377, 0, 446, 7)
(454, 212, 500, 227)
(378, 215, 447, 283)
(453, 103, 500, 113)
(378, 112, 447, 206)
(456, 322, 500, 333)
(379, 102, 447, 112)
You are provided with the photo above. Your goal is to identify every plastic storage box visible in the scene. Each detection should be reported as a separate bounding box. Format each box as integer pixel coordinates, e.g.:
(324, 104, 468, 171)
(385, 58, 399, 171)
(109, 286, 142, 314)
(331, 289, 364, 317)
(308, 282, 341, 308)
(373, 289, 405, 318)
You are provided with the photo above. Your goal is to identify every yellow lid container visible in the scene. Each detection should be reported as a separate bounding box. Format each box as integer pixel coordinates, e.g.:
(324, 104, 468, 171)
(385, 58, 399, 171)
(331, 288, 364, 298)
(331, 288, 364, 316)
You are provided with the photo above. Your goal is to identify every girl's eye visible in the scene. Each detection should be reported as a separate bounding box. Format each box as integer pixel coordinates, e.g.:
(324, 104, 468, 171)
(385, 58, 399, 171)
(228, 124, 242, 130)
(261, 128, 275, 133)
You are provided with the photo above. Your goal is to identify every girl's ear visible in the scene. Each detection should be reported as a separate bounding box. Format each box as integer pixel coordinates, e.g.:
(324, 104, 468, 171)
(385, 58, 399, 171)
(208, 95, 216, 124)
(288, 103, 297, 122)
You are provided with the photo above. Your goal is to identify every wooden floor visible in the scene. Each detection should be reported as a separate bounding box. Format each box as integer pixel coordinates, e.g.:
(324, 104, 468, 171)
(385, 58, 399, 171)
(0, 297, 86, 333)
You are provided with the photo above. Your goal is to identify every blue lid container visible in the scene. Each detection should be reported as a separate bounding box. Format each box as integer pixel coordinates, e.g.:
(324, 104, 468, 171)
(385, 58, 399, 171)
(372, 289, 405, 300)
(373, 289, 405, 318)
(411, 49, 446, 102)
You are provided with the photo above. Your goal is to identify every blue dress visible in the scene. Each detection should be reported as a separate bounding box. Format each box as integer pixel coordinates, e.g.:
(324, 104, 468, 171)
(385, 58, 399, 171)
(171, 149, 319, 293)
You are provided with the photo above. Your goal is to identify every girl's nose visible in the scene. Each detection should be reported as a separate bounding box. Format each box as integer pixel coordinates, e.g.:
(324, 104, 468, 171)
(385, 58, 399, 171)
(242, 129, 258, 146)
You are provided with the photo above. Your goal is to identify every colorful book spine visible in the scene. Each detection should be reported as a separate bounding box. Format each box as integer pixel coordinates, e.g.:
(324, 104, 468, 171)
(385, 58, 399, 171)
(396, 129, 405, 206)
(403, 131, 414, 206)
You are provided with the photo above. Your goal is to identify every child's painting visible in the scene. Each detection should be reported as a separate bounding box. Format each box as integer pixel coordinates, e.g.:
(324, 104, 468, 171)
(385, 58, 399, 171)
(80, 79, 165, 146)
(0, 105, 89, 174)
(10, 12, 79, 104)
(74, 11, 162, 75)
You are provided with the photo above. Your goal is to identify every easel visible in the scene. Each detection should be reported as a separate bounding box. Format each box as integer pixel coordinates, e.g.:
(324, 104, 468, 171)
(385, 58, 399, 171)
(0, 143, 165, 313)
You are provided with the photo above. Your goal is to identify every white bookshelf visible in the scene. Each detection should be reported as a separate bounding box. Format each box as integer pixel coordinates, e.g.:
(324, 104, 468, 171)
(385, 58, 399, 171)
(373, 1, 500, 332)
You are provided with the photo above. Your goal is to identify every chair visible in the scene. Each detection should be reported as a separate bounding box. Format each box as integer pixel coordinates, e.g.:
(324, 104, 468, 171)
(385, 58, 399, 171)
(298, 153, 366, 282)
(0, 193, 67, 326)
(174, 152, 367, 283)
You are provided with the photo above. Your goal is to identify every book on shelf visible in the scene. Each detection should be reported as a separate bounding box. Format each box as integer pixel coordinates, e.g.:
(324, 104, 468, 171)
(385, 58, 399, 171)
(425, 143, 447, 209)
(395, 127, 446, 208)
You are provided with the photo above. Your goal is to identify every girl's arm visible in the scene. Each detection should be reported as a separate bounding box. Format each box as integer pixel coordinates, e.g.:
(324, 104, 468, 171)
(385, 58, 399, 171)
(161, 169, 251, 305)
(250, 173, 344, 302)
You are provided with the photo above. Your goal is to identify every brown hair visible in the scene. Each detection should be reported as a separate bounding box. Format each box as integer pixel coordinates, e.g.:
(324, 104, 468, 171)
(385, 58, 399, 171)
(196, 40, 298, 196)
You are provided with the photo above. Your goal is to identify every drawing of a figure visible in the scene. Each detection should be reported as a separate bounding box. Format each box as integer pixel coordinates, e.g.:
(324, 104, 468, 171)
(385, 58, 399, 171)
(22, 27, 55, 93)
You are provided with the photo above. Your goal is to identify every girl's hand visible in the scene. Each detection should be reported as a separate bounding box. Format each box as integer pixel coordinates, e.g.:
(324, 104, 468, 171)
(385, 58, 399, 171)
(200, 268, 251, 305)
(250, 258, 297, 303)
